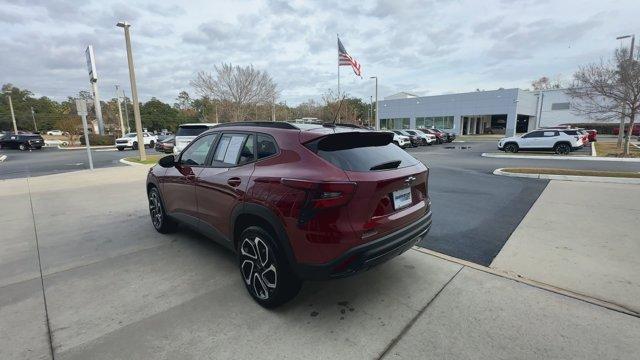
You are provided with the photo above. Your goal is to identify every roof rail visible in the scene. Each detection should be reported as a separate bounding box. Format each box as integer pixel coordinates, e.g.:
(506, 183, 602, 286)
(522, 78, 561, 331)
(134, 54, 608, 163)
(321, 122, 365, 129)
(212, 121, 298, 130)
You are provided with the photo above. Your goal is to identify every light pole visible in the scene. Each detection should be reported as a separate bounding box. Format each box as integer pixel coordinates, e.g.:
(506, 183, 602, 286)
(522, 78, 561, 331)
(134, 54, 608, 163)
(370, 76, 378, 130)
(4, 90, 17, 133)
(117, 21, 146, 161)
(616, 34, 635, 147)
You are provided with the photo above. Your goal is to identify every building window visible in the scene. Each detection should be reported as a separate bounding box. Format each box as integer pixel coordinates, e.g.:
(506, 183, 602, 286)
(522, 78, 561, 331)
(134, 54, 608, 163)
(380, 118, 409, 130)
(551, 102, 570, 110)
(416, 116, 454, 129)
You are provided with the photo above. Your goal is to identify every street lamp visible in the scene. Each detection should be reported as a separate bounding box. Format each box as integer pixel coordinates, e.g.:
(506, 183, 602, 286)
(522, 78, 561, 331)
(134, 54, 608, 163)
(370, 76, 378, 130)
(616, 34, 635, 60)
(3, 88, 17, 133)
(116, 21, 146, 160)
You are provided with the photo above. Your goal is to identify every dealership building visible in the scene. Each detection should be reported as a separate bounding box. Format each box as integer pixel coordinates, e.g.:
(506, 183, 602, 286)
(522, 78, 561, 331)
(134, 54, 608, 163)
(377, 88, 584, 136)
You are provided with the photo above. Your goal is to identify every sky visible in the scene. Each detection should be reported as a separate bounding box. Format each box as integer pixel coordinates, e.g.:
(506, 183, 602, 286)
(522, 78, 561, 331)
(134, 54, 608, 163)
(1, 0, 639, 106)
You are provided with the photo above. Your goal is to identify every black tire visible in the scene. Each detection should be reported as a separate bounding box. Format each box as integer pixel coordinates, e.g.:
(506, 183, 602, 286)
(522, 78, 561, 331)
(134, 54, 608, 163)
(35, 146, 42, 150)
(427, 141, 433, 146)
(238, 226, 301, 308)
(132, 142, 138, 150)
(149, 140, 155, 149)
(436, 138, 442, 144)
(504, 143, 519, 153)
(554, 143, 571, 155)
(117, 147, 125, 151)
(18, 143, 27, 151)
(393, 141, 400, 147)
(148, 186, 177, 233)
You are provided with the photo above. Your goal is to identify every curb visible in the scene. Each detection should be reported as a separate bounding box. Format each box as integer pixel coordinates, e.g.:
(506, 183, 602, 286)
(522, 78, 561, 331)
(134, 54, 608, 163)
(493, 168, 640, 184)
(0, 154, 6, 163)
(119, 158, 150, 166)
(58, 145, 115, 150)
(482, 152, 640, 162)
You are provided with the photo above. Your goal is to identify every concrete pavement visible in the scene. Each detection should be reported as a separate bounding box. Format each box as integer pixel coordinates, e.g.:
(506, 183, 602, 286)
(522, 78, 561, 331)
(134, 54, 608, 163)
(1, 166, 639, 359)
(491, 180, 640, 314)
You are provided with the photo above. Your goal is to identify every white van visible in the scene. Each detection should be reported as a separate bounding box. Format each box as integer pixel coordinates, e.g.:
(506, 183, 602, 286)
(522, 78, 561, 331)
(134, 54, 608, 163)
(174, 123, 217, 154)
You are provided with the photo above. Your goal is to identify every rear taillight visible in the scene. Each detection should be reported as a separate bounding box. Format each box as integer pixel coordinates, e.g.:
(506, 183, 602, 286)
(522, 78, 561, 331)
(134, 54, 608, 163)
(281, 178, 356, 209)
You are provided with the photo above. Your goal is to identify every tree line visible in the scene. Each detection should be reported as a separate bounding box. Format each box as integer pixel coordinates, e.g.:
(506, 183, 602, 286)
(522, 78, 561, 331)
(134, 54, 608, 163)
(1, 63, 375, 137)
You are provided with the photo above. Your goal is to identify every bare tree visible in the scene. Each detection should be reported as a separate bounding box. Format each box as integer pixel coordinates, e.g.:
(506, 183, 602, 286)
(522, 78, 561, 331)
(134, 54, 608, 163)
(568, 48, 640, 155)
(531, 76, 563, 90)
(191, 63, 278, 121)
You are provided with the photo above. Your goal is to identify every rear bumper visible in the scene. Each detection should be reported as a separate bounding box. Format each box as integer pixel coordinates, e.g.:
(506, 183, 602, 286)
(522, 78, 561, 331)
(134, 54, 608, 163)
(293, 210, 432, 280)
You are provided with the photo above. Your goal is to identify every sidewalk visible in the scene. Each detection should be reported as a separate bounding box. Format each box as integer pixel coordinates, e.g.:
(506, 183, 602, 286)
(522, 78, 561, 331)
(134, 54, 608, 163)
(1, 168, 639, 359)
(491, 180, 640, 314)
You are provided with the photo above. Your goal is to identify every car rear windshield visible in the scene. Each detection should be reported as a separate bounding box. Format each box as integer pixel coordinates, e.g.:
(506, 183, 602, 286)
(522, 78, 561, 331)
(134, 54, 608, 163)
(177, 126, 209, 137)
(305, 132, 419, 172)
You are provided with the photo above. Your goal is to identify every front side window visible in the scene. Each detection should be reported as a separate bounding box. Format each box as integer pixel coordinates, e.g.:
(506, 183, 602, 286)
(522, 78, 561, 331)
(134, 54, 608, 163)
(522, 131, 542, 138)
(180, 134, 216, 166)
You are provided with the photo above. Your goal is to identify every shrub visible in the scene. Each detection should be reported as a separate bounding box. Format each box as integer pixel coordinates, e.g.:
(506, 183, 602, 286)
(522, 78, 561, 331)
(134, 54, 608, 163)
(80, 134, 116, 146)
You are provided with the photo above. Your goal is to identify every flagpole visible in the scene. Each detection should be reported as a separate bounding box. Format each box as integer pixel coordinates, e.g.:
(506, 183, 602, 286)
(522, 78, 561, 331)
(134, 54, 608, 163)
(337, 34, 340, 98)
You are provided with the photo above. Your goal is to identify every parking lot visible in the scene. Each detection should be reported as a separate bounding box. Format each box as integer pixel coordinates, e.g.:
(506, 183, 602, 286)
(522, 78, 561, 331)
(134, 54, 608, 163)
(2, 139, 640, 359)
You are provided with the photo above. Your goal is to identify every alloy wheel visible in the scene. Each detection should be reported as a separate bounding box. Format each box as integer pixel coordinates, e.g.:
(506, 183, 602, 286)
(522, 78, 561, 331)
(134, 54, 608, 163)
(240, 236, 277, 300)
(148, 190, 163, 229)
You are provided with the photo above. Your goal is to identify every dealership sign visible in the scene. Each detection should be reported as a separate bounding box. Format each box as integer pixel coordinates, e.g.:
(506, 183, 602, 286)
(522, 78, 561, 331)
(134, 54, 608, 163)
(85, 45, 98, 82)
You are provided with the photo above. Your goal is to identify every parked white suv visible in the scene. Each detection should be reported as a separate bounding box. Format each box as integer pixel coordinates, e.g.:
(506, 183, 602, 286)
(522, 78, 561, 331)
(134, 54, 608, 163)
(174, 123, 217, 154)
(115, 132, 157, 151)
(498, 129, 583, 155)
(385, 131, 410, 148)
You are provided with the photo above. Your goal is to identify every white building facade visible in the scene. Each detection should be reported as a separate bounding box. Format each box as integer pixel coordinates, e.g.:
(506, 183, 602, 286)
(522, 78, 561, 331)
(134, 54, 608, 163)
(377, 88, 585, 136)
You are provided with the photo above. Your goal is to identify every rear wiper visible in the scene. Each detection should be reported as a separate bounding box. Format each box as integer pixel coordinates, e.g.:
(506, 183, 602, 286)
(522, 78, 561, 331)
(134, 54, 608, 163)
(369, 160, 402, 170)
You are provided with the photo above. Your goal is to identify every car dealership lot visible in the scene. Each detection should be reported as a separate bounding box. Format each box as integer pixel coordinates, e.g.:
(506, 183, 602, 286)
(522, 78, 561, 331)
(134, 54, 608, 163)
(1, 165, 639, 359)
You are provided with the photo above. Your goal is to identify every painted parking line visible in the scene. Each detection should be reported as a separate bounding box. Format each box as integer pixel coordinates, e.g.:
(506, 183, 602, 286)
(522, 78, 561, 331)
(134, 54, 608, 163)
(95, 148, 118, 152)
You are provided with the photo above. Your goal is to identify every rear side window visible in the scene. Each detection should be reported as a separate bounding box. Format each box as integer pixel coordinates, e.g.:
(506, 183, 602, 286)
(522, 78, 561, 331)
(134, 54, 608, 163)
(562, 130, 578, 135)
(177, 125, 209, 137)
(543, 131, 558, 137)
(257, 134, 278, 159)
(213, 133, 253, 166)
(306, 132, 419, 172)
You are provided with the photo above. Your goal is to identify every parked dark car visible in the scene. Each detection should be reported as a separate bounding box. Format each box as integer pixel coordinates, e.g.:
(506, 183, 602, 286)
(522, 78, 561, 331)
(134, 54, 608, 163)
(392, 130, 420, 147)
(155, 135, 175, 154)
(419, 128, 445, 144)
(147, 122, 432, 308)
(0, 133, 45, 150)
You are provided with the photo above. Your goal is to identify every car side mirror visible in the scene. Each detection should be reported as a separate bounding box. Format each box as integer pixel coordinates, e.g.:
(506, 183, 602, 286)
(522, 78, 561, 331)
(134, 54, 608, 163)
(158, 155, 176, 168)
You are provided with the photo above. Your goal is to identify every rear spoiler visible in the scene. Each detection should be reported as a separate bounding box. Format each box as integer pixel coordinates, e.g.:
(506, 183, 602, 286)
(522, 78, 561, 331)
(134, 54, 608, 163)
(306, 132, 394, 152)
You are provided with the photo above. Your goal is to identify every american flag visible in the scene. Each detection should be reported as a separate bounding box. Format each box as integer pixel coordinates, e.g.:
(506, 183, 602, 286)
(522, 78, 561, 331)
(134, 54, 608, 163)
(338, 38, 361, 77)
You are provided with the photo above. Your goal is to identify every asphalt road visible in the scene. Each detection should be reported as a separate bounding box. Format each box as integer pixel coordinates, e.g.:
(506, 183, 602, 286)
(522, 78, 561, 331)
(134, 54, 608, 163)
(0, 147, 165, 180)
(407, 141, 640, 265)
(2, 141, 639, 266)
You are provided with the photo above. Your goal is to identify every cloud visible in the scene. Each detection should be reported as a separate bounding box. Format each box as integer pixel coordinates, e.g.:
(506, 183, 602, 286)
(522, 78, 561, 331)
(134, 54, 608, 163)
(0, 0, 639, 105)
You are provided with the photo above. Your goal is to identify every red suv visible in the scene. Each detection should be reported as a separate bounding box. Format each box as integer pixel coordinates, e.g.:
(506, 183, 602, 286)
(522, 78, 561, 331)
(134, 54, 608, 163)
(146, 122, 432, 307)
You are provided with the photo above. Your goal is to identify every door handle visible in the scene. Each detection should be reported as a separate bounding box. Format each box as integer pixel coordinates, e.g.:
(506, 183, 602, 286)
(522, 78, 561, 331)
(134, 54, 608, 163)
(227, 177, 242, 187)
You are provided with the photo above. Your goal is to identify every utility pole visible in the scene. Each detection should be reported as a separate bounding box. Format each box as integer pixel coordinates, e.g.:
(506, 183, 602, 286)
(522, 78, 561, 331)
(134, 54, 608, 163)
(115, 85, 126, 137)
(31, 107, 37, 132)
(6, 93, 17, 133)
(272, 97, 276, 121)
(117, 21, 146, 161)
(370, 76, 379, 130)
(369, 95, 373, 127)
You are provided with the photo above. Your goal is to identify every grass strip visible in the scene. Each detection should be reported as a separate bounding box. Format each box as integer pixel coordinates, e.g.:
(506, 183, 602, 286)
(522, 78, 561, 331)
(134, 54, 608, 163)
(501, 167, 640, 178)
(124, 155, 162, 165)
(594, 141, 640, 158)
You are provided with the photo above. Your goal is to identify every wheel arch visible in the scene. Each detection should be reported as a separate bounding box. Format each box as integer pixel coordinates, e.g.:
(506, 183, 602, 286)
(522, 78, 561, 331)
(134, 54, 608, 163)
(231, 203, 296, 266)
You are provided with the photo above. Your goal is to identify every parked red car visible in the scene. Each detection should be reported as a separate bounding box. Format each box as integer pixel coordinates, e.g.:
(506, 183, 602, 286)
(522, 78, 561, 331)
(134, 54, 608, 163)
(613, 124, 640, 136)
(419, 128, 445, 144)
(146, 122, 432, 307)
(585, 129, 597, 142)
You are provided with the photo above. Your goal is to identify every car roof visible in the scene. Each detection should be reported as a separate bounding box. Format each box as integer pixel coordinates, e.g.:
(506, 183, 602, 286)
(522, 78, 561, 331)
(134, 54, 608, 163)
(178, 123, 218, 127)
(208, 121, 373, 143)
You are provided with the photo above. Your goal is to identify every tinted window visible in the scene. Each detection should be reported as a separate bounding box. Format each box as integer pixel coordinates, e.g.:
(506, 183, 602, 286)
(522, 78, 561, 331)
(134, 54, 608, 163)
(177, 125, 210, 137)
(405, 130, 417, 135)
(180, 134, 216, 166)
(562, 130, 578, 135)
(257, 134, 278, 159)
(238, 135, 255, 165)
(308, 132, 419, 172)
(522, 131, 542, 138)
(543, 131, 558, 137)
(213, 134, 248, 165)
